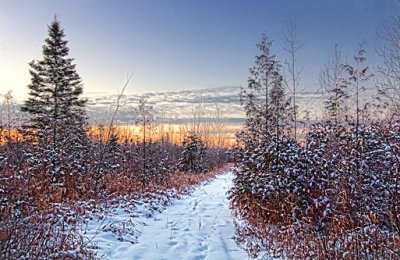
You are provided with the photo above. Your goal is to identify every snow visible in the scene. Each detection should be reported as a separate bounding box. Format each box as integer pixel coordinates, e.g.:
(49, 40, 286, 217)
(83, 172, 255, 259)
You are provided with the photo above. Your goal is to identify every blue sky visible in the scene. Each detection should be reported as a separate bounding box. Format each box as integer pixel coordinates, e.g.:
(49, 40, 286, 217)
(0, 0, 399, 101)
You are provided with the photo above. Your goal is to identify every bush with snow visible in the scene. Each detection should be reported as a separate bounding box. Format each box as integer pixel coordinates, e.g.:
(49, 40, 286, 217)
(178, 134, 209, 173)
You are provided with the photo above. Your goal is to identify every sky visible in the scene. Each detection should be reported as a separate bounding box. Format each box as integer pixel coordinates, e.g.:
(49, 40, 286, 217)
(0, 0, 399, 102)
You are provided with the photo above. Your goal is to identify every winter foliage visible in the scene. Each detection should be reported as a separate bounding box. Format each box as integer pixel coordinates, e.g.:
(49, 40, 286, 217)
(178, 134, 208, 173)
(0, 18, 227, 259)
(1, 10, 400, 259)
(229, 33, 400, 258)
(21, 18, 89, 189)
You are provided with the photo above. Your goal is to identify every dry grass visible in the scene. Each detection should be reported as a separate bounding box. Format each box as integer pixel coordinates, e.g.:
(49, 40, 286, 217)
(0, 164, 231, 259)
(231, 189, 400, 259)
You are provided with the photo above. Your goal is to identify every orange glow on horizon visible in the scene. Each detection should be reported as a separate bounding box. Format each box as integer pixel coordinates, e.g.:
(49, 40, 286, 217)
(88, 123, 241, 148)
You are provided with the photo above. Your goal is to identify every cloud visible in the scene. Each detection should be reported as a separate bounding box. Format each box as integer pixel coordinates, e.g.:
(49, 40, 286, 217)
(84, 85, 245, 124)
(11, 86, 325, 126)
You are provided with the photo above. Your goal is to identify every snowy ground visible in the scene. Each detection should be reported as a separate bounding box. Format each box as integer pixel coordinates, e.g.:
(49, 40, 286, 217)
(82, 172, 256, 260)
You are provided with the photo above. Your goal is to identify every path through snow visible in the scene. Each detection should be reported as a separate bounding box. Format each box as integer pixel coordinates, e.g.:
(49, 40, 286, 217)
(84, 172, 254, 259)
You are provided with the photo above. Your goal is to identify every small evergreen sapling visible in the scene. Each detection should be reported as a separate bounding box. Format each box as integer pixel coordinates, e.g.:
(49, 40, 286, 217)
(178, 134, 208, 173)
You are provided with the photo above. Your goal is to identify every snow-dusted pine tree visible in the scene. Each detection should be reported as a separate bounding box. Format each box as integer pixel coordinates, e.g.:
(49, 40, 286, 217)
(21, 18, 88, 188)
(91, 132, 123, 192)
(178, 134, 208, 173)
(232, 33, 291, 198)
(239, 34, 283, 144)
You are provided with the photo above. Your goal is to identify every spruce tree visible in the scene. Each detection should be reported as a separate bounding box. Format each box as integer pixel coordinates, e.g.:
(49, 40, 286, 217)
(239, 34, 290, 145)
(178, 134, 208, 173)
(233, 33, 291, 201)
(21, 18, 88, 187)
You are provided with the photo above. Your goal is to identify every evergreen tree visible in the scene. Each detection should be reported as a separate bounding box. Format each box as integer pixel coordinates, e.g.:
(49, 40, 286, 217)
(21, 18, 88, 188)
(239, 34, 290, 146)
(178, 134, 208, 173)
(92, 132, 122, 193)
(269, 72, 291, 138)
(233, 33, 291, 196)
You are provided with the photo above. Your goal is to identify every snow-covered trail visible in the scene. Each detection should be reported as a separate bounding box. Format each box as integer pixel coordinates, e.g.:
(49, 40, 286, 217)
(84, 172, 252, 260)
